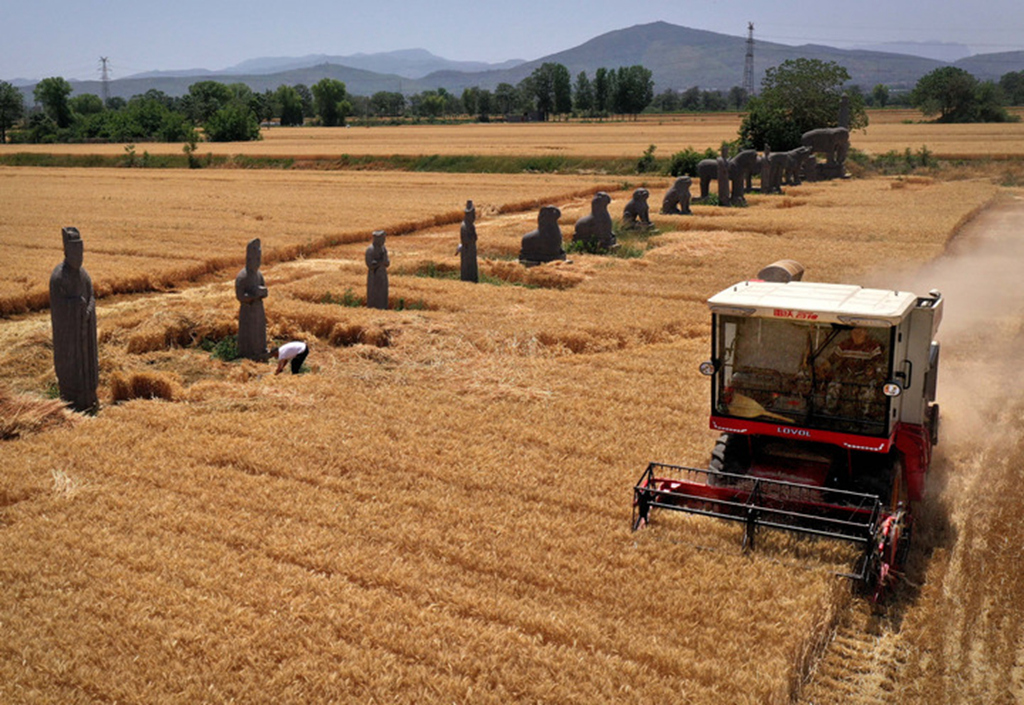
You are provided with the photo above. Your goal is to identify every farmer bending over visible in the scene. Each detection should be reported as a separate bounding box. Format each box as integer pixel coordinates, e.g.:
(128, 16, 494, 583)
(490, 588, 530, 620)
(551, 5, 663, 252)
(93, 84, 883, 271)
(270, 341, 310, 375)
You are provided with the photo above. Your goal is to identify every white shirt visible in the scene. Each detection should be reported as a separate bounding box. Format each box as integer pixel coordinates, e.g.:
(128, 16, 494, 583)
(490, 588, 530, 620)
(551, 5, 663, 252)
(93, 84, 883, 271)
(277, 341, 307, 361)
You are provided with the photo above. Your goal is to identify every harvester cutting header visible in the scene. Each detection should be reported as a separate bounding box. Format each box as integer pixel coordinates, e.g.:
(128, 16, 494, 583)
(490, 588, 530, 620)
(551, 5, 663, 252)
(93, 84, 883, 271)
(633, 262, 942, 600)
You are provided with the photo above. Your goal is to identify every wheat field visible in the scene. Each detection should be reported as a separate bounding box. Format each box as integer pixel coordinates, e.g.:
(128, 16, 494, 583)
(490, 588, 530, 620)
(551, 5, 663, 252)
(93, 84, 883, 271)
(2, 109, 1023, 160)
(1, 120, 1022, 702)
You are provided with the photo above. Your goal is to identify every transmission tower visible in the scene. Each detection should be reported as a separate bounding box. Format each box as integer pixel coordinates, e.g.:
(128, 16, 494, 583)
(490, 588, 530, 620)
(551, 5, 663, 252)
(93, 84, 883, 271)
(99, 57, 110, 106)
(743, 23, 755, 96)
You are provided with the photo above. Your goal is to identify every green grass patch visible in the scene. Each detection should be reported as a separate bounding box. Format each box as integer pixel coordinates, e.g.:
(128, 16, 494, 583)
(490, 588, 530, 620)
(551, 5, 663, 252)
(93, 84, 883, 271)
(320, 289, 363, 307)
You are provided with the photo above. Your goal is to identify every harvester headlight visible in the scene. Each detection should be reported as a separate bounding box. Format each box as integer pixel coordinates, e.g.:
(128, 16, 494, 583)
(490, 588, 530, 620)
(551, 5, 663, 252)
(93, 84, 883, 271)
(699, 360, 717, 376)
(883, 382, 903, 397)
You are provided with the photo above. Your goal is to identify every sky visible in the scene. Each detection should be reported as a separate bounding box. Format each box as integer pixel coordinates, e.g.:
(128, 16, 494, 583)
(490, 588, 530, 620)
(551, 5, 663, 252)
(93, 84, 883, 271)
(3, 0, 1023, 81)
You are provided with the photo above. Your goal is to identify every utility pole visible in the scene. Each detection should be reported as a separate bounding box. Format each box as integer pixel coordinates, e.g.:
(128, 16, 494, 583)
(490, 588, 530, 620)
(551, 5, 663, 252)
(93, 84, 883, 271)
(99, 57, 110, 106)
(743, 23, 755, 97)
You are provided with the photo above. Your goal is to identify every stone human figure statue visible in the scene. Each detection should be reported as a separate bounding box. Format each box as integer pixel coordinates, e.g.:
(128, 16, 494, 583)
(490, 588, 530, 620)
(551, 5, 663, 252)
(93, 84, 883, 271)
(621, 188, 652, 229)
(519, 205, 566, 265)
(365, 230, 390, 309)
(716, 145, 731, 206)
(235, 238, 268, 360)
(458, 200, 479, 283)
(50, 227, 99, 413)
(760, 144, 773, 193)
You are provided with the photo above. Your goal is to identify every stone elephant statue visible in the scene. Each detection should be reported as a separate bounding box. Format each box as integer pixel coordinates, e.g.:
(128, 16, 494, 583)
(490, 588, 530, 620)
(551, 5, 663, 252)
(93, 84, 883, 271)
(763, 146, 812, 193)
(801, 127, 849, 166)
(696, 149, 759, 202)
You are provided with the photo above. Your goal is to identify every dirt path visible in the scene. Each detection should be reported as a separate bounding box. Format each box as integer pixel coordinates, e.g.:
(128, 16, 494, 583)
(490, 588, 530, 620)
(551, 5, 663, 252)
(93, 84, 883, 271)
(798, 192, 1024, 704)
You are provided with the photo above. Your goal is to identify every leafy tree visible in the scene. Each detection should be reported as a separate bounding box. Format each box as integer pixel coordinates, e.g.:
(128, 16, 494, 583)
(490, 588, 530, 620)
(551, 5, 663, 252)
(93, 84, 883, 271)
(105, 96, 126, 111)
(34, 77, 74, 128)
(552, 64, 572, 117)
(594, 68, 612, 114)
(911, 66, 1012, 122)
(573, 72, 594, 114)
(370, 91, 405, 118)
(728, 86, 749, 110)
(0, 81, 26, 142)
(293, 84, 314, 117)
(70, 93, 104, 116)
(999, 71, 1024, 105)
(312, 78, 351, 126)
(493, 83, 518, 115)
(475, 89, 492, 121)
(275, 85, 305, 125)
(526, 63, 558, 119)
(739, 58, 866, 150)
(184, 81, 233, 123)
(204, 103, 261, 141)
(871, 84, 890, 108)
(612, 65, 654, 118)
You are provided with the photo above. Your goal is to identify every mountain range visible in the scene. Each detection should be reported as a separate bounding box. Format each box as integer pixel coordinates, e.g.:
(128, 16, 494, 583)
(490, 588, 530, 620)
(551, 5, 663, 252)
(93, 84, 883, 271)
(12, 22, 1024, 101)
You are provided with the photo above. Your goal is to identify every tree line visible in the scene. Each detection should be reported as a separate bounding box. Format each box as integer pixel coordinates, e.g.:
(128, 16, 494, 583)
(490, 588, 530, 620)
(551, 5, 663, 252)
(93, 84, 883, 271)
(2, 61, 1022, 145)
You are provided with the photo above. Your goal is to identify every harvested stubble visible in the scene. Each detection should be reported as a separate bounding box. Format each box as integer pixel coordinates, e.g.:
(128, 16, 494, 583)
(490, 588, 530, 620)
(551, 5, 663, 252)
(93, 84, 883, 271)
(0, 173, 1009, 703)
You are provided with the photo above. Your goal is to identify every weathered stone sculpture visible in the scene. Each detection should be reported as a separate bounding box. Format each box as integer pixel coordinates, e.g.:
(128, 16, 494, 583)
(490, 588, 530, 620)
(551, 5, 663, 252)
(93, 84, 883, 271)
(764, 146, 813, 192)
(459, 200, 479, 283)
(760, 145, 773, 193)
(50, 227, 99, 413)
(365, 230, 390, 309)
(717, 146, 731, 206)
(661, 177, 692, 215)
(621, 188, 652, 229)
(235, 238, 268, 360)
(727, 149, 759, 206)
(801, 127, 850, 179)
(573, 191, 616, 249)
(520, 206, 566, 265)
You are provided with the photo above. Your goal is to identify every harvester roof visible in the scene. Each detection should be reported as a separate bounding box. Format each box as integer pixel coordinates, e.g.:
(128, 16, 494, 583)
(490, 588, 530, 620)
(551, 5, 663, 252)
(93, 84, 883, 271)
(707, 280, 918, 326)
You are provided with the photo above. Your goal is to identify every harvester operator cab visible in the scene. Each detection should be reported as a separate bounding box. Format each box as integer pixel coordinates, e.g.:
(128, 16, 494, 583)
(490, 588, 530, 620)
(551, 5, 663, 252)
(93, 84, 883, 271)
(701, 280, 942, 447)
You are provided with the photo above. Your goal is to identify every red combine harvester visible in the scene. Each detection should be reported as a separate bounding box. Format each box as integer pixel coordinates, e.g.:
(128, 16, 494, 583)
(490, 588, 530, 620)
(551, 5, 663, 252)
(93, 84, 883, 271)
(633, 265, 942, 600)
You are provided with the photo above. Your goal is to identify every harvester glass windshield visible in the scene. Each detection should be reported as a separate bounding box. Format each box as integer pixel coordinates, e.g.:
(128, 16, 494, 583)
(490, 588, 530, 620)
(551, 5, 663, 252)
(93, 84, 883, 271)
(714, 315, 893, 437)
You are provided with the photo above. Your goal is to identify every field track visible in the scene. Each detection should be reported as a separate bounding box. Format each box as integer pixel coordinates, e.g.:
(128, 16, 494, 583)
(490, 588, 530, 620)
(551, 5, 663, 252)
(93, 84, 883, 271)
(798, 196, 1024, 703)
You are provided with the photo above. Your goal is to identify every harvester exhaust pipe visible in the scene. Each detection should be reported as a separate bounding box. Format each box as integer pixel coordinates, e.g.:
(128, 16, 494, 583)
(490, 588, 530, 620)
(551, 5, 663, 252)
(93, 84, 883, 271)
(757, 259, 805, 282)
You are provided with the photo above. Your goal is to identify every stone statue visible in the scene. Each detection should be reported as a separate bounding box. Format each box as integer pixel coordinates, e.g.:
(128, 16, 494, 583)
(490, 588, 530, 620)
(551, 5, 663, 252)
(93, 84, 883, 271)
(801, 126, 850, 180)
(660, 177, 692, 215)
(458, 200, 479, 283)
(365, 230, 390, 309)
(519, 206, 566, 265)
(573, 191, 616, 249)
(838, 94, 851, 130)
(717, 146, 731, 206)
(49, 227, 99, 413)
(696, 150, 758, 203)
(764, 146, 812, 193)
(760, 144, 773, 193)
(621, 188, 652, 229)
(727, 149, 759, 206)
(235, 238, 268, 360)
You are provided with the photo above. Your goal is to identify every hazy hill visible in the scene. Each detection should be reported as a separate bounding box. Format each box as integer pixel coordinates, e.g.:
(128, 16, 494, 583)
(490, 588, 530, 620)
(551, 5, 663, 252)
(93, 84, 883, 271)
(14, 21, 1024, 102)
(217, 49, 525, 79)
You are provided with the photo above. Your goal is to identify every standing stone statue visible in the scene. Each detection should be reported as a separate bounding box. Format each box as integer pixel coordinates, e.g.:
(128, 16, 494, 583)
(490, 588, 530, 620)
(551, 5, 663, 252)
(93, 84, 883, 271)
(366, 230, 390, 309)
(573, 191, 616, 250)
(519, 206, 566, 265)
(621, 188, 652, 229)
(235, 238, 268, 360)
(716, 145, 731, 206)
(50, 227, 99, 413)
(458, 200, 479, 283)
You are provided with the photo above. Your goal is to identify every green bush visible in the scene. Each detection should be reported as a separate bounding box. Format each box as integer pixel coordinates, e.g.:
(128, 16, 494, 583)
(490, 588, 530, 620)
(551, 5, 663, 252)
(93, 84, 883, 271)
(669, 147, 716, 177)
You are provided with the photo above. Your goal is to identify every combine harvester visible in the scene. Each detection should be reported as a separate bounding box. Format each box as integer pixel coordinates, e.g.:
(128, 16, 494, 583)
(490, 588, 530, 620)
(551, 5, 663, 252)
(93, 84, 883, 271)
(633, 261, 942, 600)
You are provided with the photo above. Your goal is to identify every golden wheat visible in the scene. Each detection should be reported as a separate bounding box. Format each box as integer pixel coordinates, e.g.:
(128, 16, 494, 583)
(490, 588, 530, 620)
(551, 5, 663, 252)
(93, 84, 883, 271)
(0, 162, 1015, 703)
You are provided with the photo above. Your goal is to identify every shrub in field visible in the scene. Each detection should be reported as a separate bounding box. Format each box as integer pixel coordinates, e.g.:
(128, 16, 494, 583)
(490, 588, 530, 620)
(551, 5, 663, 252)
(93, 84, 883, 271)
(320, 289, 363, 307)
(669, 147, 717, 177)
(199, 334, 240, 362)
